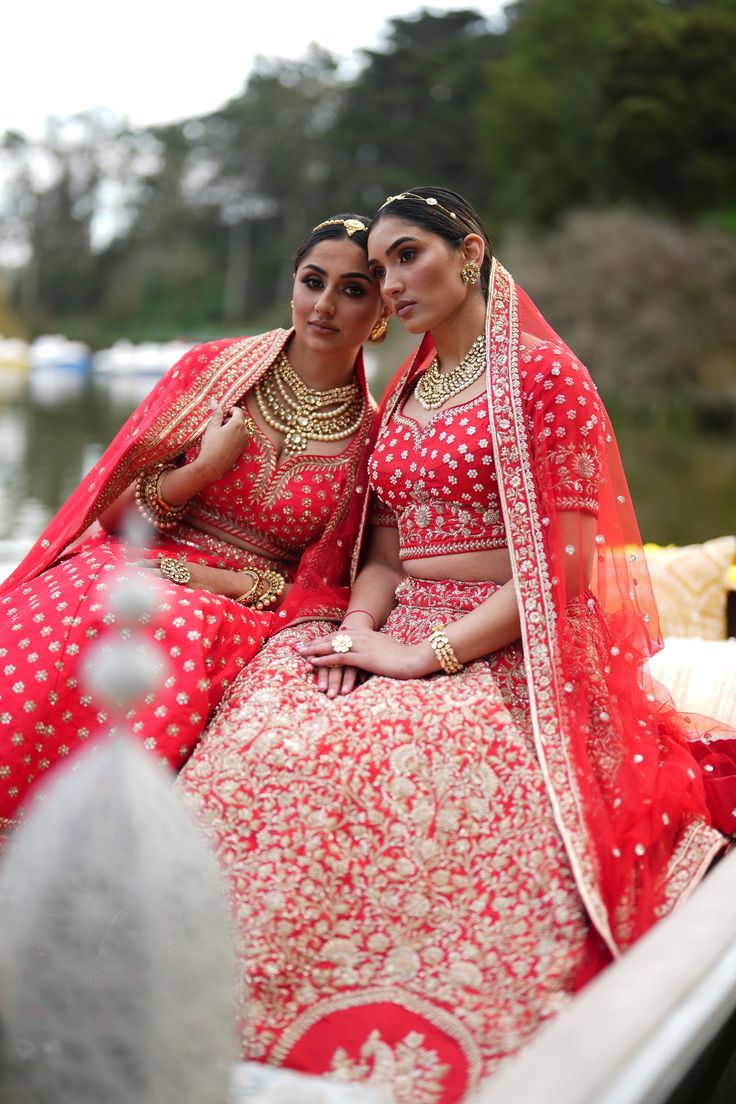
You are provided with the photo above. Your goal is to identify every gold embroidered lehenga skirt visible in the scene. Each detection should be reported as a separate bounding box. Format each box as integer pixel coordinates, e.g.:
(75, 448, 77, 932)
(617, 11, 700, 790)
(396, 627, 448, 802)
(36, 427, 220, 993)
(177, 577, 592, 1102)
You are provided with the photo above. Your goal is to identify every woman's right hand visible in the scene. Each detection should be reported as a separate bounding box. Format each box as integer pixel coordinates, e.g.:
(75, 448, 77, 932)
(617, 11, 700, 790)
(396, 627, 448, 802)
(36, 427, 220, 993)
(195, 406, 252, 481)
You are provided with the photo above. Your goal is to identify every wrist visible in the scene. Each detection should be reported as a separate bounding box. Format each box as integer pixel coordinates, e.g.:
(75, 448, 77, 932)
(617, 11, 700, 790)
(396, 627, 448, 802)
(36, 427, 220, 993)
(341, 609, 376, 630)
(405, 641, 439, 678)
(233, 569, 259, 601)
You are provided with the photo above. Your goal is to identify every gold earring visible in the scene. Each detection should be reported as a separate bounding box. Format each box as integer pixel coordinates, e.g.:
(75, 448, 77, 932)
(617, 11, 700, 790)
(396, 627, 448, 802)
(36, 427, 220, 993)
(461, 261, 481, 285)
(368, 315, 389, 343)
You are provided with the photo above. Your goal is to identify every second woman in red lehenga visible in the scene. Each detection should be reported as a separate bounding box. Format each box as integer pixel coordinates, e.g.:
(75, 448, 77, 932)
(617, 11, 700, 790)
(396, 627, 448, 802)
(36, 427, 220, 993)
(0, 213, 387, 837)
(177, 189, 735, 1102)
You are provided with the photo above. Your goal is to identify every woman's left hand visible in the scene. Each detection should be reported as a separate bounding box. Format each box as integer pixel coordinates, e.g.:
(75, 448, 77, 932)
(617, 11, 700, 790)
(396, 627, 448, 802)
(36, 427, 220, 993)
(298, 628, 434, 684)
(139, 558, 249, 600)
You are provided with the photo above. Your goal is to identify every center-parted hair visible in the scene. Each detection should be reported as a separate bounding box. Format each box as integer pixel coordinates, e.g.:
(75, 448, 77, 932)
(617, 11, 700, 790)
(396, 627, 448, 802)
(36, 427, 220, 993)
(293, 213, 372, 272)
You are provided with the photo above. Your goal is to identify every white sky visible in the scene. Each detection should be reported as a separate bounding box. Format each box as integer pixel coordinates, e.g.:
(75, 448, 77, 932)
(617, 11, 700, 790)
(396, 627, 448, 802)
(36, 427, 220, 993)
(3, 1, 507, 138)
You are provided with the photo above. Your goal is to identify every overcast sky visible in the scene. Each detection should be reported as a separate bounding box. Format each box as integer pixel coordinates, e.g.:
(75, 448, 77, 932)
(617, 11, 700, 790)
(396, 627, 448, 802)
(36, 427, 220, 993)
(4, 1, 507, 137)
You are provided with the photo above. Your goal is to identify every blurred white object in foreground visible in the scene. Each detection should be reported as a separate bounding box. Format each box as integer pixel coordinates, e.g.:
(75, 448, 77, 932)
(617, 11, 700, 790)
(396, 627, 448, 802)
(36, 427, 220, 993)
(0, 738, 236, 1103)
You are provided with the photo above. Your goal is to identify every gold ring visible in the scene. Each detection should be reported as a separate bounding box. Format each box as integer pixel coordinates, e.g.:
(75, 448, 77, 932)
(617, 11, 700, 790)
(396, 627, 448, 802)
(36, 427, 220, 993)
(331, 632, 353, 654)
(159, 556, 191, 585)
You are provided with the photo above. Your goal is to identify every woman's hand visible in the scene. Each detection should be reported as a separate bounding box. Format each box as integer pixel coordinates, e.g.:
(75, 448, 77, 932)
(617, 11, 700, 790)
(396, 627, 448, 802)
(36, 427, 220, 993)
(298, 627, 435, 694)
(139, 559, 259, 601)
(194, 406, 252, 482)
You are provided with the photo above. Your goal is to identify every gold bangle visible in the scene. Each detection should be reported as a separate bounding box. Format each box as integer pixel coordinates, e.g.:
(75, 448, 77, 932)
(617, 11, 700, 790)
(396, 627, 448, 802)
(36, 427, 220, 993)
(252, 569, 285, 610)
(135, 465, 188, 530)
(427, 622, 464, 675)
(153, 468, 186, 514)
(235, 570, 262, 604)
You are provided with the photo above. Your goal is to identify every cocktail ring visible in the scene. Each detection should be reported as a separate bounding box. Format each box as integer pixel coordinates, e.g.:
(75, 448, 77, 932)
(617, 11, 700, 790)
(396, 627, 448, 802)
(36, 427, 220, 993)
(331, 632, 353, 653)
(159, 555, 191, 585)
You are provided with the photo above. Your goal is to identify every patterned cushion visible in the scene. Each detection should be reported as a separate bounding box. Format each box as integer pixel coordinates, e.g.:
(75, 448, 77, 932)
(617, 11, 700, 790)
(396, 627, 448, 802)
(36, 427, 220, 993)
(647, 637, 736, 727)
(644, 535, 736, 640)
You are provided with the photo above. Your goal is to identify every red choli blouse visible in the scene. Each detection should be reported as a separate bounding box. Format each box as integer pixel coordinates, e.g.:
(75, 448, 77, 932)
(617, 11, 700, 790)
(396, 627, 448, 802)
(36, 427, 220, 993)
(369, 341, 605, 561)
(181, 412, 365, 567)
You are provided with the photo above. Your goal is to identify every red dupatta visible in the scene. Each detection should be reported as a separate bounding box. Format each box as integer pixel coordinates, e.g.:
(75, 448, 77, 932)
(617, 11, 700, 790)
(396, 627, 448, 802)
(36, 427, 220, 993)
(3, 330, 377, 629)
(488, 260, 725, 956)
(360, 264, 726, 960)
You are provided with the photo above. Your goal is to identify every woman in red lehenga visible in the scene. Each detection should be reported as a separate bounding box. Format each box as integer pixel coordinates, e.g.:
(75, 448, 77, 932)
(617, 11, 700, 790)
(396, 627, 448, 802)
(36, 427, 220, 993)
(177, 189, 736, 1102)
(0, 213, 387, 837)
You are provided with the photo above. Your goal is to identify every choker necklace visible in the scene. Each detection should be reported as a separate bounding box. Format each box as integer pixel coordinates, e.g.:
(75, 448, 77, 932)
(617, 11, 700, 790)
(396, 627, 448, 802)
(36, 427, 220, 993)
(415, 334, 487, 411)
(255, 350, 364, 453)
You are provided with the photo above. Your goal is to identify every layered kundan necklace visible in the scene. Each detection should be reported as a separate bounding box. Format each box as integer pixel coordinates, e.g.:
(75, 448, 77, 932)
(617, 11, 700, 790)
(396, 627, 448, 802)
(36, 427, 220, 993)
(255, 350, 364, 454)
(415, 333, 487, 411)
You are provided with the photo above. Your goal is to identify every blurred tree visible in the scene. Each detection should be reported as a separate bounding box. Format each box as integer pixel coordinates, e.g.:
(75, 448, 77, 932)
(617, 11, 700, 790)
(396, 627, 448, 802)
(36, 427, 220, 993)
(601, 5, 736, 215)
(98, 122, 227, 331)
(326, 10, 501, 213)
(479, 0, 736, 225)
(197, 46, 341, 320)
(478, 0, 657, 224)
(500, 206, 736, 409)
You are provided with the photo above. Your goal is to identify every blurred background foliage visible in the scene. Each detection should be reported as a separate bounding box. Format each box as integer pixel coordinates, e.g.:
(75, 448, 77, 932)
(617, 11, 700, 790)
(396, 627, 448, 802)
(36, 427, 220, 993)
(0, 0, 735, 421)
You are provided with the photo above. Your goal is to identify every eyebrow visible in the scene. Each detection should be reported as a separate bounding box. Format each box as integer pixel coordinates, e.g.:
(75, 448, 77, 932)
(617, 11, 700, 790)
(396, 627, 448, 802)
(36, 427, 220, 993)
(368, 236, 418, 265)
(303, 263, 372, 282)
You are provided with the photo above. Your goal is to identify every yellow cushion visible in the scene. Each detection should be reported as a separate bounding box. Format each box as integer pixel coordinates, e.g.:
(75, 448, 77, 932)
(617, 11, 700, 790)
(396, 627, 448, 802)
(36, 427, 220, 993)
(644, 535, 736, 640)
(647, 638, 736, 727)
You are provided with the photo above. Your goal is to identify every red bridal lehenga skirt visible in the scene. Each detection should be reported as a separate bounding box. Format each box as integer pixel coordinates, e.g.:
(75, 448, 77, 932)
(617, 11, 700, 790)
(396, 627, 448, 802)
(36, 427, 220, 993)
(0, 533, 274, 833)
(178, 577, 594, 1103)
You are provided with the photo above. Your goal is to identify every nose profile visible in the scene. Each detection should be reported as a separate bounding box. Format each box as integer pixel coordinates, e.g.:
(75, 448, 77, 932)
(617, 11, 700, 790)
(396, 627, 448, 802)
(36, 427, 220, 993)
(381, 266, 402, 302)
(314, 289, 336, 317)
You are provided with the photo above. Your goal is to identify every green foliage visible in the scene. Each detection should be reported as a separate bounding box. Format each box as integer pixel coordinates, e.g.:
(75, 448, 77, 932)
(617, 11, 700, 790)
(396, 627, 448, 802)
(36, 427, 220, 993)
(325, 10, 500, 211)
(601, 6, 736, 213)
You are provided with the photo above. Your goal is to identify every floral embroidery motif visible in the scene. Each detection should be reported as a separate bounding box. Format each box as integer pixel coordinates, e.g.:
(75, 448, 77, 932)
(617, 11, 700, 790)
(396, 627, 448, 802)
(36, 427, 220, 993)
(177, 577, 590, 1091)
(331, 1029, 449, 1103)
(369, 343, 604, 562)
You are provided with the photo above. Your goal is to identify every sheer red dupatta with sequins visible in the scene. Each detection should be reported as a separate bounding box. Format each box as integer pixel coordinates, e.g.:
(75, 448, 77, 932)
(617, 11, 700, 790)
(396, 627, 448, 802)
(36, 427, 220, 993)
(485, 261, 730, 959)
(1, 331, 377, 629)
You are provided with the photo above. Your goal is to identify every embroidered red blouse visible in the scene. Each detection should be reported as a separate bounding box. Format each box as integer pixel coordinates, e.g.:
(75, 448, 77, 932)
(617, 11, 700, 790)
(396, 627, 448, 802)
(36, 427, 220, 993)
(369, 341, 605, 561)
(182, 413, 366, 568)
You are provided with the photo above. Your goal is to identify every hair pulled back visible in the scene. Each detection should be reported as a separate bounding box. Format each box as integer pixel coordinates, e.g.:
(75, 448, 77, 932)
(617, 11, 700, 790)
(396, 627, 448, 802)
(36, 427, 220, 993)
(371, 186, 493, 297)
(293, 213, 372, 272)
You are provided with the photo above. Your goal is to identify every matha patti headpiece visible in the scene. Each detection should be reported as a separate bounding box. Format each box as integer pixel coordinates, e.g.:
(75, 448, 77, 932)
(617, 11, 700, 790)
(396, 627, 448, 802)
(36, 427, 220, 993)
(311, 217, 367, 236)
(380, 193, 459, 222)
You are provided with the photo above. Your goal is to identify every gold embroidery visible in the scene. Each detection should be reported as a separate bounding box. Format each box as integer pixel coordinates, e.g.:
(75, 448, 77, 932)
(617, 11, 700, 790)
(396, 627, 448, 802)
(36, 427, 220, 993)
(331, 1029, 450, 1103)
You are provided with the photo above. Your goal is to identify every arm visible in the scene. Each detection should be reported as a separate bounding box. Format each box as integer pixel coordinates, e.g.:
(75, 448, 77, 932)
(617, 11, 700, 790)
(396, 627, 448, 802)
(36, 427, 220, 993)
(314, 524, 404, 697)
(304, 509, 596, 685)
(100, 404, 253, 534)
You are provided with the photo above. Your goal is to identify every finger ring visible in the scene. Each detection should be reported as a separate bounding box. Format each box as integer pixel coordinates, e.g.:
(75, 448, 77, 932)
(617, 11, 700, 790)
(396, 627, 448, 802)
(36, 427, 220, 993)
(159, 555, 191, 585)
(331, 632, 353, 653)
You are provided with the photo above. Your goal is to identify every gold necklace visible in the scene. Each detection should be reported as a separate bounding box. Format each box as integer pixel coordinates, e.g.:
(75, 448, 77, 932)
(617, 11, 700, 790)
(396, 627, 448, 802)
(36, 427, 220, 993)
(255, 351, 364, 453)
(415, 334, 487, 411)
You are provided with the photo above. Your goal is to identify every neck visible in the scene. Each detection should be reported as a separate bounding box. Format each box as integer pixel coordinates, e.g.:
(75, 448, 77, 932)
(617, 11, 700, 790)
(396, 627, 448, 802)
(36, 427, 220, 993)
(287, 337, 359, 390)
(430, 296, 487, 371)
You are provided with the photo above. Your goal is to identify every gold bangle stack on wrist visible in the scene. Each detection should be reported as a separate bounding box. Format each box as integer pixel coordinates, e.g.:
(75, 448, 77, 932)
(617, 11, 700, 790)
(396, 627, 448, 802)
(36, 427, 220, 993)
(135, 465, 188, 530)
(236, 568, 285, 610)
(427, 622, 464, 675)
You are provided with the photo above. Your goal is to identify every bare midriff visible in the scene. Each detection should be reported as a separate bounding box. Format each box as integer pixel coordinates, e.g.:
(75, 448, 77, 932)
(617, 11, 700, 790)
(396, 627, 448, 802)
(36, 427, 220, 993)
(403, 547, 512, 586)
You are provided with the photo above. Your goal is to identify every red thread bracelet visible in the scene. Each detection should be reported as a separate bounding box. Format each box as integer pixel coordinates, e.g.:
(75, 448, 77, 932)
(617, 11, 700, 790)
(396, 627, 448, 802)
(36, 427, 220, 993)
(341, 608, 376, 630)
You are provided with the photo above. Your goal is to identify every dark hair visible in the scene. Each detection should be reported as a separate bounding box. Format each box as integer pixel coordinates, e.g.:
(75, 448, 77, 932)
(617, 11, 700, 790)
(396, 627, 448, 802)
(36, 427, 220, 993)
(293, 212, 372, 272)
(370, 186, 493, 297)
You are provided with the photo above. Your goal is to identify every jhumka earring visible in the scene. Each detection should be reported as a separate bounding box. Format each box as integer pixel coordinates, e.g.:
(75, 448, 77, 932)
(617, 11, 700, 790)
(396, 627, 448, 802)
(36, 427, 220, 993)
(368, 315, 389, 343)
(461, 261, 481, 285)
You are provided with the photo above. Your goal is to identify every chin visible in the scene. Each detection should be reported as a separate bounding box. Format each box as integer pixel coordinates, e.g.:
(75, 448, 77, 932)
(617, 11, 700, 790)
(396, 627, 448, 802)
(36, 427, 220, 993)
(397, 317, 426, 335)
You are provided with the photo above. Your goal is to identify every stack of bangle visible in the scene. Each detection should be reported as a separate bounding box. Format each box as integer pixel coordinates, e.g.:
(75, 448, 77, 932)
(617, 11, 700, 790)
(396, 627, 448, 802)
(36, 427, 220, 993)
(135, 465, 188, 530)
(427, 622, 464, 675)
(236, 568, 285, 610)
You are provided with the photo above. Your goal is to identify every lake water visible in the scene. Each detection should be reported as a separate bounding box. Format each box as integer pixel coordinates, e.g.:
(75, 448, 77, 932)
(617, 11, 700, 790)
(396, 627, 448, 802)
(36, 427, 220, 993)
(0, 361, 734, 580)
